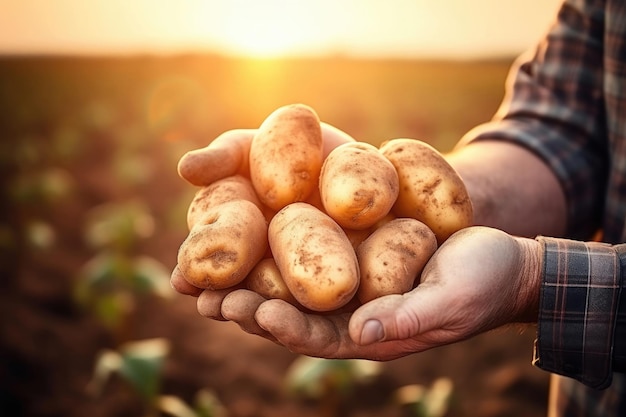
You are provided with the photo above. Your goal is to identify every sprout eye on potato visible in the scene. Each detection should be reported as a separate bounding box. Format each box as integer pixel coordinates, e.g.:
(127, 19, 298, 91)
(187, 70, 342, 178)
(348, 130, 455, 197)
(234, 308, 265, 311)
(176, 104, 474, 313)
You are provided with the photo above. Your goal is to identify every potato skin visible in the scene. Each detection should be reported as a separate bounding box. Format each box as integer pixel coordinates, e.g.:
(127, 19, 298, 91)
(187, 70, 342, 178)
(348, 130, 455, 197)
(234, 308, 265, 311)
(320, 142, 399, 230)
(356, 218, 437, 304)
(268, 202, 359, 312)
(249, 104, 323, 211)
(380, 138, 473, 244)
(245, 258, 299, 305)
(177, 200, 268, 290)
(186, 175, 261, 231)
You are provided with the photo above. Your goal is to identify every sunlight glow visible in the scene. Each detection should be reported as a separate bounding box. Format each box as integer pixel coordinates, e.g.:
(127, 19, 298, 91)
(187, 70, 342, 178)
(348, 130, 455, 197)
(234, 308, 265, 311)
(204, 1, 330, 57)
(0, 0, 564, 59)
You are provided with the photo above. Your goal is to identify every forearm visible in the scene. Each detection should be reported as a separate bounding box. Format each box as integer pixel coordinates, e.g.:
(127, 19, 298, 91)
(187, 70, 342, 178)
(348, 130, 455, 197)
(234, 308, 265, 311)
(445, 140, 568, 238)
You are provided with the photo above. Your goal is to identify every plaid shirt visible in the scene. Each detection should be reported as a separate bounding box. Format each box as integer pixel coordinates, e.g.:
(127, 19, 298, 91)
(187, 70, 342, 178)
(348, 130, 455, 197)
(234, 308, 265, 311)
(461, 0, 626, 415)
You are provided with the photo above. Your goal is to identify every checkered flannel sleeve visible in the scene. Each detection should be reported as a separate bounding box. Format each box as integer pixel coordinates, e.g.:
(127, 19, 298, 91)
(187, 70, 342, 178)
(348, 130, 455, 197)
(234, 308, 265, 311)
(532, 236, 626, 389)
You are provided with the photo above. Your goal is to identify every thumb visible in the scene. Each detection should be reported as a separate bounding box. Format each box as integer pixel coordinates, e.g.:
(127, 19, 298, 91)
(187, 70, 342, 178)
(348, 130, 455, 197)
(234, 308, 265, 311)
(348, 282, 447, 346)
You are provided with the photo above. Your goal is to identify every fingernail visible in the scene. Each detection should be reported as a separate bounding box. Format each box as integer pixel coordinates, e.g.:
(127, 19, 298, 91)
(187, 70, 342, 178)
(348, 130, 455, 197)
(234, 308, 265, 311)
(360, 319, 384, 345)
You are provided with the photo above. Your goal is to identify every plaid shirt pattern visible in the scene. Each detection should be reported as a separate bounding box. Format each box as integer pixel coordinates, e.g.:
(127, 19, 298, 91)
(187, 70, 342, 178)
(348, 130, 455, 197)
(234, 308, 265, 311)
(532, 237, 621, 390)
(460, 0, 626, 415)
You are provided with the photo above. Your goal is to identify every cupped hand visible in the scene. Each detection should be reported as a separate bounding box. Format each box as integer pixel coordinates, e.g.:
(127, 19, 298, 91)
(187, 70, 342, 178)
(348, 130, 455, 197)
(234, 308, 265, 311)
(216, 226, 543, 360)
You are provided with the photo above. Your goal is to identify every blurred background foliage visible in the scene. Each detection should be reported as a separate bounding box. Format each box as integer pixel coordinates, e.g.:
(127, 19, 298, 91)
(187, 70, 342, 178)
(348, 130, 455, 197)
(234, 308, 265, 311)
(0, 55, 547, 417)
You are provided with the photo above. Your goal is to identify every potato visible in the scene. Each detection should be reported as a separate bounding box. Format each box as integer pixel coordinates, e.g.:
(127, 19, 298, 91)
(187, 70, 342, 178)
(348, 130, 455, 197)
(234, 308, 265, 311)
(186, 175, 261, 231)
(177, 129, 253, 186)
(380, 138, 473, 244)
(356, 218, 437, 303)
(245, 258, 299, 305)
(177, 199, 268, 290)
(320, 142, 399, 230)
(268, 202, 359, 312)
(249, 104, 323, 211)
(343, 227, 373, 250)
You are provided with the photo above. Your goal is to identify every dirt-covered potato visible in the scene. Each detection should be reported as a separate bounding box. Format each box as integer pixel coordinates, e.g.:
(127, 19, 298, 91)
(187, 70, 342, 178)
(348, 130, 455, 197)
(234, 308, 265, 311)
(356, 218, 437, 303)
(177, 199, 268, 290)
(320, 142, 399, 230)
(249, 104, 323, 211)
(380, 138, 473, 244)
(186, 175, 261, 231)
(343, 227, 373, 250)
(245, 258, 299, 305)
(268, 202, 359, 312)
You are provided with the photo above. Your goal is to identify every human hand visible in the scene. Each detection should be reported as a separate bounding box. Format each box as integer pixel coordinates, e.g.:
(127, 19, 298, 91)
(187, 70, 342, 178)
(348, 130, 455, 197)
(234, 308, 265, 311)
(208, 226, 542, 360)
(176, 122, 356, 187)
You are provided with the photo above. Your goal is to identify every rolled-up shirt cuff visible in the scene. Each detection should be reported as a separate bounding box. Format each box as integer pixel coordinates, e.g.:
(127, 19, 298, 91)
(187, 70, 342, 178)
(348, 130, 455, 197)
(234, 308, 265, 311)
(532, 236, 621, 389)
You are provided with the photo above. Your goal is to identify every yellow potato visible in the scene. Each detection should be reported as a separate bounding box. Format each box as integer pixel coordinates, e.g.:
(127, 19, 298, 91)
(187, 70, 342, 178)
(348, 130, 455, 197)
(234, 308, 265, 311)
(245, 258, 299, 305)
(356, 218, 437, 304)
(320, 142, 399, 230)
(177, 199, 268, 290)
(343, 227, 373, 250)
(249, 104, 323, 211)
(268, 202, 360, 312)
(380, 138, 473, 244)
(186, 175, 261, 231)
(343, 211, 398, 250)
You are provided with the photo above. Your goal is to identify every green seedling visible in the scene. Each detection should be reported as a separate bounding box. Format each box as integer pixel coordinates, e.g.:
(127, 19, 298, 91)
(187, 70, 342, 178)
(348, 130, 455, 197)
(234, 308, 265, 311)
(88, 338, 170, 406)
(88, 338, 226, 417)
(75, 200, 172, 336)
(159, 389, 227, 417)
(395, 377, 454, 417)
(285, 355, 382, 417)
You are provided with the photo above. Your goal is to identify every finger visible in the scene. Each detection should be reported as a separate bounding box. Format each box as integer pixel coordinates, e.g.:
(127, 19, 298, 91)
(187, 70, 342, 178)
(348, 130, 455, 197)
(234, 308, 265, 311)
(177, 129, 255, 186)
(255, 299, 414, 360)
(255, 299, 352, 358)
(196, 288, 234, 321)
(349, 284, 446, 346)
(170, 265, 203, 297)
(320, 122, 355, 158)
(221, 289, 277, 342)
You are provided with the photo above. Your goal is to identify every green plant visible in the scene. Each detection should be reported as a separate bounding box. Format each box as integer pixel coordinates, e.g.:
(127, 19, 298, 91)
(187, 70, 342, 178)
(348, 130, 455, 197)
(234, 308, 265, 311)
(159, 389, 227, 417)
(394, 377, 454, 417)
(87, 338, 227, 417)
(77, 200, 228, 416)
(75, 199, 173, 337)
(284, 355, 382, 417)
(7, 165, 75, 251)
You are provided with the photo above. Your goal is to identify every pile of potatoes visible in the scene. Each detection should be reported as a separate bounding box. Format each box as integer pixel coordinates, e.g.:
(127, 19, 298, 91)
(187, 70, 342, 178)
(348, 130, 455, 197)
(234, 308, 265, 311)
(176, 104, 473, 313)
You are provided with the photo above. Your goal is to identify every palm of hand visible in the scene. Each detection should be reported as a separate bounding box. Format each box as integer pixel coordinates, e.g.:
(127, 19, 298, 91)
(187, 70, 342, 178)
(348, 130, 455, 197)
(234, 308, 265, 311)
(218, 227, 531, 361)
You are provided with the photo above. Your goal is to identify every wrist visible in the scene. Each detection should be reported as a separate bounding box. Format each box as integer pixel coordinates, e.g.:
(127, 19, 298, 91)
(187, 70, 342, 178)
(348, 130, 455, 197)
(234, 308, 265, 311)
(511, 236, 544, 323)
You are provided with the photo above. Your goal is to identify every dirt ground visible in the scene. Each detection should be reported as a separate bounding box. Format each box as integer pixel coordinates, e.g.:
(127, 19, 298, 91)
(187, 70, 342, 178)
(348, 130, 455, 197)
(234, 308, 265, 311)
(1, 266, 550, 417)
(0, 56, 551, 417)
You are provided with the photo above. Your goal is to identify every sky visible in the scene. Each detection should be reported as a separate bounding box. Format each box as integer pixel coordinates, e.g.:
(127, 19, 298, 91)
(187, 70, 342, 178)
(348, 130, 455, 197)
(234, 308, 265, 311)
(0, 0, 564, 59)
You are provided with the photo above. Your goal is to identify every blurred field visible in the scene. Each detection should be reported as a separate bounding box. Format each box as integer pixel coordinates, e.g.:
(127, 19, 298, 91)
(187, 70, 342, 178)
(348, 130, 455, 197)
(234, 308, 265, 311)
(0, 54, 550, 417)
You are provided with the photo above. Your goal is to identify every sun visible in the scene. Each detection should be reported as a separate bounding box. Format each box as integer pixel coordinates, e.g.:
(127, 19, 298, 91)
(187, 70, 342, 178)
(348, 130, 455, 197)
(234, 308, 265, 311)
(211, 0, 325, 57)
